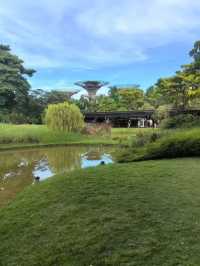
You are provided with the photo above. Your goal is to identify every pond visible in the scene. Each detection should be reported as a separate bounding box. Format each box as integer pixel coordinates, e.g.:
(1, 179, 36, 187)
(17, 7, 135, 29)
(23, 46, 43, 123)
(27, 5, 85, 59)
(0, 145, 116, 207)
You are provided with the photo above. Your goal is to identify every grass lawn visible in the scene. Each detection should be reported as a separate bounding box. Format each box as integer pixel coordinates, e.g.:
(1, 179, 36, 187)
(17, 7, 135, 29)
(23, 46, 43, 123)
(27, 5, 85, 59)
(1, 158, 200, 265)
(0, 124, 154, 150)
(0, 124, 115, 149)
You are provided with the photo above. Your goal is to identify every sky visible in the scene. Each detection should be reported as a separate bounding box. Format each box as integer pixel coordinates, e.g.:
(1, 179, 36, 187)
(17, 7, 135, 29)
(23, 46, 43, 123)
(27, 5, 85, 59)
(1, 0, 200, 96)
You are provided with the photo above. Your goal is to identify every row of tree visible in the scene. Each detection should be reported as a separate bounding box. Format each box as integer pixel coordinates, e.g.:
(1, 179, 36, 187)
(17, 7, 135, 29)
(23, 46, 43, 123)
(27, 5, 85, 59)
(1, 41, 200, 124)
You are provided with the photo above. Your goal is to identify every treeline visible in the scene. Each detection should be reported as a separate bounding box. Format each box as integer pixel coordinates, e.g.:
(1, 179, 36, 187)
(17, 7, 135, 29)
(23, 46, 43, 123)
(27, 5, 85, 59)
(1, 41, 200, 124)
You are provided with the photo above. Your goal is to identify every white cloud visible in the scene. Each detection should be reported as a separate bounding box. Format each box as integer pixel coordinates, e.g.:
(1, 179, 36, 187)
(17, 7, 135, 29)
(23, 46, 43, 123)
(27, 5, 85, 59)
(0, 0, 200, 69)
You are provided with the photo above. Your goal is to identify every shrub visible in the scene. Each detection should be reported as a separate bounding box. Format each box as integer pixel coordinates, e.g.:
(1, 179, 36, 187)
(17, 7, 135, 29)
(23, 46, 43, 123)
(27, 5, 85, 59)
(143, 130, 200, 160)
(45, 102, 84, 132)
(9, 113, 29, 124)
(161, 114, 200, 129)
(0, 112, 10, 123)
(118, 128, 200, 162)
(131, 130, 162, 148)
(117, 130, 162, 162)
(82, 123, 111, 136)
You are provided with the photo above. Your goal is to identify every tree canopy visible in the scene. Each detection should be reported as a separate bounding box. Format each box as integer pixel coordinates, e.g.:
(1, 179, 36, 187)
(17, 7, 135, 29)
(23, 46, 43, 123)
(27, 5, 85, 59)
(0, 44, 35, 115)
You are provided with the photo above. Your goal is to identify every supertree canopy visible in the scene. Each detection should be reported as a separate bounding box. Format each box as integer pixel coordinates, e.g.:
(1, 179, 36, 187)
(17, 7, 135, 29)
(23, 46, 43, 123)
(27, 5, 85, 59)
(75, 81, 109, 100)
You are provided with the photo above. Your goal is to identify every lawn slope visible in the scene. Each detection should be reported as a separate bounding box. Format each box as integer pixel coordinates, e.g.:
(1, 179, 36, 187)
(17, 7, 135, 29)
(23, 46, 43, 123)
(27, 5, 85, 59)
(1, 159, 200, 265)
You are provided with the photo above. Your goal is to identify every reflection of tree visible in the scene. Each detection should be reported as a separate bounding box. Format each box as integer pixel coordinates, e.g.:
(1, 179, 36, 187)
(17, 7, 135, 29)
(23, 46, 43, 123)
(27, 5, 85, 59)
(0, 150, 43, 207)
(45, 146, 85, 173)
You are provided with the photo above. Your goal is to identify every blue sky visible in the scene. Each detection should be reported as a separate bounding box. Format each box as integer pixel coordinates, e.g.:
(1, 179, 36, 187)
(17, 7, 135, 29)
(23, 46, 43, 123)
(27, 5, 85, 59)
(1, 0, 200, 96)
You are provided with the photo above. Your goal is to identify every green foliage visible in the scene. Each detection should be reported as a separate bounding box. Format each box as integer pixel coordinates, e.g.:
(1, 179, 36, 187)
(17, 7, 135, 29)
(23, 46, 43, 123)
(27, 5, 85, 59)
(145, 85, 163, 108)
(142, 128, 200, 160)
(96, 96, 118, 111)
(146, 40, 200, 110)
(132, 130, 161, 147)
(27, 89, 74, 124)
(118, 128, 200, 162)
(161, 114, 200, 129)
(0, 44, 35, 115)
(45, 102, 84, 132)
(140, 101, 155, 110)
(155, 73, 196, 109)
(153, 104, 171, 121)
(117, 87, 144, 110)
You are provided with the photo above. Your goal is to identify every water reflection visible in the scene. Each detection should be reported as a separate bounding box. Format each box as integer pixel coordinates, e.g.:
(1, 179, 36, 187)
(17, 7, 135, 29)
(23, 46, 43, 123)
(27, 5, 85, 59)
(0, 146, 115, 207)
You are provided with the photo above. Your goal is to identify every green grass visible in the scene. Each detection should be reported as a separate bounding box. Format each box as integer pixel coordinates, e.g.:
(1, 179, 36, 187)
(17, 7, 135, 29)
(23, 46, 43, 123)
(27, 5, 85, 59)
(0, 124, 115, 149)
(1, 158, 200, 265)
(0, 124, 153, 150)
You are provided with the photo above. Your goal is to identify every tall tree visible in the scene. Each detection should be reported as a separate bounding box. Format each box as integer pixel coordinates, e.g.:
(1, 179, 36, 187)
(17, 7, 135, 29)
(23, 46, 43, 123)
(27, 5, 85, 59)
(96, 96, 118, 112)
(155, 70, 200, 109)
(0, 44, 35, 115)
(189, 40, 200, 65)
(153, 41, 200, 110)
(117, 87, 144, 111)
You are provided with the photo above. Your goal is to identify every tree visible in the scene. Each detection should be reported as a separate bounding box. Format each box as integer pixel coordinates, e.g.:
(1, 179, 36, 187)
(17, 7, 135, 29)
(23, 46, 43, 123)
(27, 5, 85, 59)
(96, 96, 118, 111)
(0, 44, 35, 115)
(145, 86, 164, 108)
(156, 70, 200, 109)
(44, 90, 73, 105)
(45, 102, 84, 132)
(189, 40, 200, 66)
(108, 86, 120, 102)
(117, 87, 144, 110)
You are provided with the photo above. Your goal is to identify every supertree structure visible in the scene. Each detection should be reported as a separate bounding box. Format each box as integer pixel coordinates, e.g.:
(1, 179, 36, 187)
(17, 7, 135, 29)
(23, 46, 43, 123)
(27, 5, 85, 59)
(75, 81, 109, 100)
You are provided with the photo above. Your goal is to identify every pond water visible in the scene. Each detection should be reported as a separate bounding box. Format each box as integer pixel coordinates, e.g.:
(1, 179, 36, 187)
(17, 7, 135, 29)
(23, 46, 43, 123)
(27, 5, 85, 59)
(0, 145, 115, 207)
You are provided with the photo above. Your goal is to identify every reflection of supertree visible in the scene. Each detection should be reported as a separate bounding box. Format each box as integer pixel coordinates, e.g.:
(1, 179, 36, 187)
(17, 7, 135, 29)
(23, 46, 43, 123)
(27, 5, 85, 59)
(75, 81, 109, 100)
(83, 150, 102, 160)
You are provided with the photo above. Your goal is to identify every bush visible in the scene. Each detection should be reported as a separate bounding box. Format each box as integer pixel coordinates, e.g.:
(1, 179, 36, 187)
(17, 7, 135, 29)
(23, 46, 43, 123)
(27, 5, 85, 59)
(161, 114, 200, 129)
(0, 112, 33, 124)
(0, 112, 10, 123)
(118, 128, 200, 162)
(0, 135, 39, 144)
(9, 113, 30, 124)
(82, 123, 111, 136)
(143, 129, 200, 160)
(45, 102, 84, 132)
(117, 130, 162, 162)
(131, 130, 162, 148)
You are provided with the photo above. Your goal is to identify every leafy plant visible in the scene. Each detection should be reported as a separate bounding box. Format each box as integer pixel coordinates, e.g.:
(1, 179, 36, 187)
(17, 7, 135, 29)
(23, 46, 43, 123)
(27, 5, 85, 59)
(161, 114, 200, 129)
(45, 102, 84, 132)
